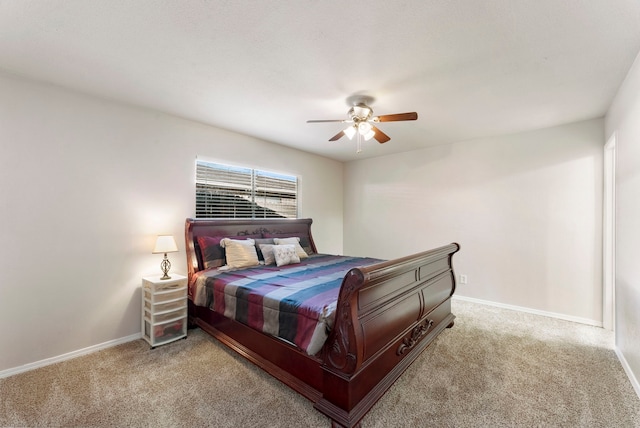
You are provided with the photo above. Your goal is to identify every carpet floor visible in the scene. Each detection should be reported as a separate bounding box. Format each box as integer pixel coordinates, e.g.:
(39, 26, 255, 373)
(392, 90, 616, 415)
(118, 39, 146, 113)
(1, 300, 639, 427)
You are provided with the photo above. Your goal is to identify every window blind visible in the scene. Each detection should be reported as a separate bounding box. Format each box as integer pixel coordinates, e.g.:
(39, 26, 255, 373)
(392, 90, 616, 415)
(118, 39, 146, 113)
(195, 160, 298, 219)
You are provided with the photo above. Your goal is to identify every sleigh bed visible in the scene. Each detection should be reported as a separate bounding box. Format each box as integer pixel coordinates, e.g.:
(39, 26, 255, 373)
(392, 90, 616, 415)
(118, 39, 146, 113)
(185, 218, 459, 427)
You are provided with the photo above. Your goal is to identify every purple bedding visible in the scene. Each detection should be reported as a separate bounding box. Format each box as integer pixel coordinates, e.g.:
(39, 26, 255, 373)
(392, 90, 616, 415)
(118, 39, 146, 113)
(189, 254, 382, 355)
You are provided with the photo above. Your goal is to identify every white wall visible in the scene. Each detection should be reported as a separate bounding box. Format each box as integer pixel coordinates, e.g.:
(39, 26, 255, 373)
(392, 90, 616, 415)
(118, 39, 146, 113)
(344, 119, 604, 324)
(0, 72, 343, 373)
(606, 51, 640, 391)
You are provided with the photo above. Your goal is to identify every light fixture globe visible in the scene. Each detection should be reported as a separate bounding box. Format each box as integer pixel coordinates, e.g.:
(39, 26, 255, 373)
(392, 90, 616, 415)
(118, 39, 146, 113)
(358, 121, 373, 134)
(343, 125, 357, 140)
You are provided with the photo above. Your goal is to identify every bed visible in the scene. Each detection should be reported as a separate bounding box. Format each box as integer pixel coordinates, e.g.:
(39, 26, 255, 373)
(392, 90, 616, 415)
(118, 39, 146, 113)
(185, 218, 459, 427)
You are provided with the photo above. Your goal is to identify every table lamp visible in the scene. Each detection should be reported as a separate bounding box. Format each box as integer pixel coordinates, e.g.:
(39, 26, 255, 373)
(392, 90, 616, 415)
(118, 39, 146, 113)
(152, 235, 178, 280)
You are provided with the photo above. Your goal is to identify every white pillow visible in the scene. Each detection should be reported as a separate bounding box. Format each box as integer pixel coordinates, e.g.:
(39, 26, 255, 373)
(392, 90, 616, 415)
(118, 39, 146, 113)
(273, 237, 308, 259)
(219, 237, 255, 248)
(220, 238, 259, 268)
(273, 244, 300, 267)
(259, 244, 276, 265)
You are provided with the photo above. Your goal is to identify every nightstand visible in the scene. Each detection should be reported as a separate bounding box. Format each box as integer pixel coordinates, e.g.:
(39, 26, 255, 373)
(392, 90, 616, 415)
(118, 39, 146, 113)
(141, 273, 188, 348)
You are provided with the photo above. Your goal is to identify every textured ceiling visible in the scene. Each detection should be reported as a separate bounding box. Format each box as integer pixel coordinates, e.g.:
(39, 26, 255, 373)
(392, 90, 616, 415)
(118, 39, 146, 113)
(1, 0, 640, 161)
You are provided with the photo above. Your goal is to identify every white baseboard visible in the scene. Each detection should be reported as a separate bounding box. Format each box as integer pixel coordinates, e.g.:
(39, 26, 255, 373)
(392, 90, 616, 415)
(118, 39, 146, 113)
(615, 347, 640, 400)
(453, 295, 603, 327)
(0, 333, 141, 380)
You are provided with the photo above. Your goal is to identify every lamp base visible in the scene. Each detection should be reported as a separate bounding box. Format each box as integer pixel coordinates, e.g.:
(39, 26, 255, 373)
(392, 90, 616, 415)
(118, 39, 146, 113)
(160, 254, 172, 280)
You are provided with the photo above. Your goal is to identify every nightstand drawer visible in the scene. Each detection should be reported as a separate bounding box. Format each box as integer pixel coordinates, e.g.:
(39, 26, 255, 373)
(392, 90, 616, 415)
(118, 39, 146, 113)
(144, 287, 186, 304)
(146, 307, 187, 324)
(144, 318, 186, 346)
(144, 298, 187, 314)
(151, 280, 185, 292)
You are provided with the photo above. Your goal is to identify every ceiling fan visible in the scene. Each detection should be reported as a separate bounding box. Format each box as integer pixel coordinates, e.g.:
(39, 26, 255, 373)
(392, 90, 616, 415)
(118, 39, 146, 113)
(307, 98, 418, 153)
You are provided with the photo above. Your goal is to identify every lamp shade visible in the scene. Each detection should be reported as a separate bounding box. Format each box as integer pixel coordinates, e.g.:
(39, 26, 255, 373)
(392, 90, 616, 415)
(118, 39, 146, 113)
(152, 235, 178, 254)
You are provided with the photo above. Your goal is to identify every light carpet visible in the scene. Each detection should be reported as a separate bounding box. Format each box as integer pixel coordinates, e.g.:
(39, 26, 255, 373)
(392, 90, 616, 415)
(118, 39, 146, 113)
(1, 300, 639, 427)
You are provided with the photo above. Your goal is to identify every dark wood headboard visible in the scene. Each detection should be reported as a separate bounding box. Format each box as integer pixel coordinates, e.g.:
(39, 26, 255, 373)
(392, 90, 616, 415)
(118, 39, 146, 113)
(184, 218, 318, 279)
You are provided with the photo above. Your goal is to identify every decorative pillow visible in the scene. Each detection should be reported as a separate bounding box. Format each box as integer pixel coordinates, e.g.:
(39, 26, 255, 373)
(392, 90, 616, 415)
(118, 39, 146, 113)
(273, 244, 300, 267)
(273, 237, 308, 259)
(254, 238, 275, 261)
(196, 236, 225, 269)
(220, 238, 259, 268)
(258, 244, 276, 265)
(264, 233, 314, 255)
(219, 237, 256, 248)
(197, 235, 261, 269)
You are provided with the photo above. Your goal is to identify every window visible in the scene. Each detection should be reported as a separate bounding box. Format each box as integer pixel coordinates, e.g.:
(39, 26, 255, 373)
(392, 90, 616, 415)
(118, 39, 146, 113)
(195, 160, 298, 219)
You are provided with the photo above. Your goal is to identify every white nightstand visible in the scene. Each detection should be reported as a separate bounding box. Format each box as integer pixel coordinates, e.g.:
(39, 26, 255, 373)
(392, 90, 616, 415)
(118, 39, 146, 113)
(141, 273, 188, 348)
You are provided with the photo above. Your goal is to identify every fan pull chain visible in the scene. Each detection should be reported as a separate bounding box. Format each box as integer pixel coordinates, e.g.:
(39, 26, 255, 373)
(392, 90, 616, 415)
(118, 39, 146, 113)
(356, 133, 362, 153)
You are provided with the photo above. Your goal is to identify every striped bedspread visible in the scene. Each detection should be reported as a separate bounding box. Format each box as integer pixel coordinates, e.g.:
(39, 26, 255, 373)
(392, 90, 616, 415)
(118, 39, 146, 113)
(190, 254, 382, 355)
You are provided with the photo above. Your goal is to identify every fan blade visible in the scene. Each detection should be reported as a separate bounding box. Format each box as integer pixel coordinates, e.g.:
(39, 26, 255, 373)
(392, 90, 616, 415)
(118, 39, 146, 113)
(329, 130, 345, 141)
(307, 119, 349, 123)
(372, 126, 391, 143)
(374, 112, 418, 122)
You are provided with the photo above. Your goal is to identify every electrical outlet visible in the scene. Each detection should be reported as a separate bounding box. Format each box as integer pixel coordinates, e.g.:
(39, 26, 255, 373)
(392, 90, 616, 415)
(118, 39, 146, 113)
(460, 274, 468, 284)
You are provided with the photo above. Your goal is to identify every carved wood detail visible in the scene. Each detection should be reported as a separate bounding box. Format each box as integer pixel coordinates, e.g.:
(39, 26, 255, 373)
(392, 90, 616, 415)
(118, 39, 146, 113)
(396, 318, 434, 356)
(324, 269, 362, 375)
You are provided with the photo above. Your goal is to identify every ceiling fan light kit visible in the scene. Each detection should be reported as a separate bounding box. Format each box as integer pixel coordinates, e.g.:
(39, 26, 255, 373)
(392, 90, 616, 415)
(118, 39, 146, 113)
(343, 125, 357, 140)
(307, 99, 418, 153)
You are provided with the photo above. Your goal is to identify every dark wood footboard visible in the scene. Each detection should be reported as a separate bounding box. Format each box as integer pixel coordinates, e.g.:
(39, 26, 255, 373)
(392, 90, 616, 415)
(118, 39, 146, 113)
(317, 243, 459, 427)
(185, 218, 459, 428)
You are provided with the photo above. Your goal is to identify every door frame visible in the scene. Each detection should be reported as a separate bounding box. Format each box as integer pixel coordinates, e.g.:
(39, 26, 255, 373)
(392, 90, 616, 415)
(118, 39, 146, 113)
(603, 133, 616, 331)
